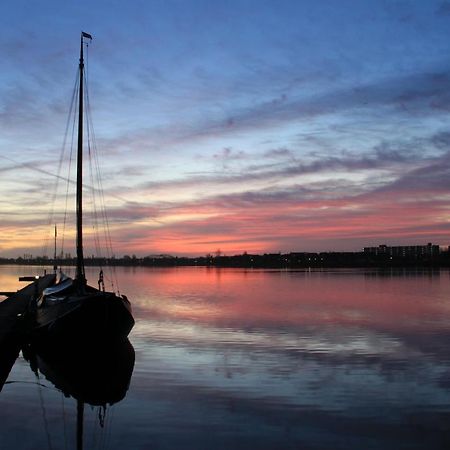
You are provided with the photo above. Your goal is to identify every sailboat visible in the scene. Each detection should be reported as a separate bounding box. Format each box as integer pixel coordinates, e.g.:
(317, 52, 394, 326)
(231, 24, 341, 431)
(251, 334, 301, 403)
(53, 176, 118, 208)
(26, 32, 134, 345)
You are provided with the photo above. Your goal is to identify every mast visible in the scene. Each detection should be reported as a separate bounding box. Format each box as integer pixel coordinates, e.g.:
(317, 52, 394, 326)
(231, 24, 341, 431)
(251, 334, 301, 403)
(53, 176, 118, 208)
(76, 32, 92, 287)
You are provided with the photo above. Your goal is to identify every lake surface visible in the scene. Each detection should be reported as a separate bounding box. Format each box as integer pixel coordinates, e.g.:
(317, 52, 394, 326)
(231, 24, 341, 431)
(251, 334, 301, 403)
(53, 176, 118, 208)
(1, 265, 450, 449)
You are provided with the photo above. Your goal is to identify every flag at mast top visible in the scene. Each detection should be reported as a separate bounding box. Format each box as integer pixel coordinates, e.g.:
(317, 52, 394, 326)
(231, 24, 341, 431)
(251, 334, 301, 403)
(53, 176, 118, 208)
(82, 31, 92, 40)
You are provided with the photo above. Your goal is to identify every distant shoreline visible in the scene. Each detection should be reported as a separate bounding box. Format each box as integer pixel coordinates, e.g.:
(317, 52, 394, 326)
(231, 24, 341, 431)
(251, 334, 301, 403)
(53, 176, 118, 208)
(1, 250, 449, 269)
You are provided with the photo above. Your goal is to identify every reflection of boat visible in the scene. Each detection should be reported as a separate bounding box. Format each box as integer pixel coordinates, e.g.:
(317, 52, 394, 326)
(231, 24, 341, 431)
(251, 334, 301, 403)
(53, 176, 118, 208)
(26, 32, 134, 344)
(0, 341, 21, 393)
(24, 339, 135, 406)
(23, 339, 135, 450)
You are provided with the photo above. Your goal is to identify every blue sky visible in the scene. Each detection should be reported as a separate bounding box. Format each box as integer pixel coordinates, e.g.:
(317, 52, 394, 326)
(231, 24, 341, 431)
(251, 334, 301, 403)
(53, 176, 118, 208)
(1, 0, 450, 257)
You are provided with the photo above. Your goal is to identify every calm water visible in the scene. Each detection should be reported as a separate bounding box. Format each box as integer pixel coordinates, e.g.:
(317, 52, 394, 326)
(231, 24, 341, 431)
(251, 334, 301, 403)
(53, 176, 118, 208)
(1, 265, 450, 449)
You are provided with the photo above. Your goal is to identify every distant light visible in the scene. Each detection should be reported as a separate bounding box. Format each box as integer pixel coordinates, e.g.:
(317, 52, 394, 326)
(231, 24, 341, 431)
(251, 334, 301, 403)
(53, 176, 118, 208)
(35, 276, 39, 279)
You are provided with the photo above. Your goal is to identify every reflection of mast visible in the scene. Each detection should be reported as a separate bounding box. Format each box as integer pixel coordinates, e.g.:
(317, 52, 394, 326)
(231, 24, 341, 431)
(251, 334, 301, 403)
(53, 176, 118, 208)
(23, 338, 134, 449)
(77, 400, 84, 450)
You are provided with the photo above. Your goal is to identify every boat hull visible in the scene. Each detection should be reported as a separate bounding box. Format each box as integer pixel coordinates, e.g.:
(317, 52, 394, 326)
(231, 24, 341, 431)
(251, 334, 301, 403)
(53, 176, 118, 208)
(31, 291, 134, 345)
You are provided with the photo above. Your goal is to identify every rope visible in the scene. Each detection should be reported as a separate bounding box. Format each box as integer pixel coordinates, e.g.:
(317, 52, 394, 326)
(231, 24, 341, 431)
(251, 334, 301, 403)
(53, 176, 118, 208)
(60, 75, 79, 260)
(41, 71, 79, 260)
(85, 68, 103, 264)
(98, 405, 110, 450)
(61, 393, 68, 450)
(89, 404, 100, 449)
(104, 404, 116, 450)
(36, 372, 54, 450)
(84, 63, 120, 294)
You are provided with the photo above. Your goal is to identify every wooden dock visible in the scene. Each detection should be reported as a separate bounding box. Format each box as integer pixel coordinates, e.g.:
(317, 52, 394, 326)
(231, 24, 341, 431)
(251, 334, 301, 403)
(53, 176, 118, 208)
(0, 273, 55, 391)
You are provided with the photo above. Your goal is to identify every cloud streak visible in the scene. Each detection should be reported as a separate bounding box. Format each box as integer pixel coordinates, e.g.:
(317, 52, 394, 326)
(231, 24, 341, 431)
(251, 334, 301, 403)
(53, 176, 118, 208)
(1, 1, 450, 256)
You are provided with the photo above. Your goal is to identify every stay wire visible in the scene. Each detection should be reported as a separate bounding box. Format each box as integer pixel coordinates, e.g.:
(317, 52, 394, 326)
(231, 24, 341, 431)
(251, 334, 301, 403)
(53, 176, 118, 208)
(61, 393, 68, 450)
(35, 372, 54, 450)
(84, 41, 103, 265)
(41, 71, 79, 259)
(104, 404, 116, 450)
(84, 39, 102, 262)
(89, 405, 100, 450)
(84, 67, 103, 264)
(60, 75, 79, 261)
(84, 66, 120, 294)
(89, 121, 119, 294)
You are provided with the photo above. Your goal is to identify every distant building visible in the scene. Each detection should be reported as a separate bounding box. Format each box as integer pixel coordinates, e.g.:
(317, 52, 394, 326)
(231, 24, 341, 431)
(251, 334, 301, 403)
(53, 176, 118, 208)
(363, 243, 440, 258)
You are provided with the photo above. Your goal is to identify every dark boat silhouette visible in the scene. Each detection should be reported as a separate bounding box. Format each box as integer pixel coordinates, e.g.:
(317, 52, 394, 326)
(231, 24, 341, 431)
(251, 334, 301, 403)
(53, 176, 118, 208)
(26, 32, 134, 344)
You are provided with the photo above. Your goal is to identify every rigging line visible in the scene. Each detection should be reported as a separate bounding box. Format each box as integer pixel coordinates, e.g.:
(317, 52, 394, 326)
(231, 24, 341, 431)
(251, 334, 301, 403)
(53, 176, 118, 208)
(104, 404, 116, 450)
(84, 69, 106, 274)
(41, 70, 79, 258)
(87, 86, 112, 244)
(98, 406, 109, 450)
(84, 42, 100, 261)
(96, 407, 107, 450)
(91, 133, 119, 293)
(88, 144, 103, 260)
(85, 102, 111, 255)
(85, 39, 89, 90)
(36, 372, 54, 450)
(84, 75, 120, 294)
(85, 82, 104, 266)
(89, 405, 100, 450)
(83, 404, 95, 450)
(4, 380, 53, 388)
(0, 153, 133, 206)
(0, 155, 74, 186)
(61, 393, 68, 450)
(85, 89, 103, 263)
(61, 78, 79, 259)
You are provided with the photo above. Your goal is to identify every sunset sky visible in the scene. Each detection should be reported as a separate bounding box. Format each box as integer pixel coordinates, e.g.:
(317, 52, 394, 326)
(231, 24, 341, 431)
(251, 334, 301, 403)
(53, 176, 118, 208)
(1, 0, 450, 257)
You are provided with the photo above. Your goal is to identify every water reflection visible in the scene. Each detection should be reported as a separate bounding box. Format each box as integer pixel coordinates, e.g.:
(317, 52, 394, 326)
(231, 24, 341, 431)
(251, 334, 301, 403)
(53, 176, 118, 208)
(2, 266, 450, 449)
(126, 267, 450, 449)
(128, 267, 450, 336)
(0, 341, 21, 393)
(22, 339, 135, 450)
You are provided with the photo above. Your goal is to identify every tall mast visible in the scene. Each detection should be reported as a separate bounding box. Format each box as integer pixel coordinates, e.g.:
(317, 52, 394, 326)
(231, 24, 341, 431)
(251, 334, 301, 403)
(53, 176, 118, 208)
(76, 32, 92, 287)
